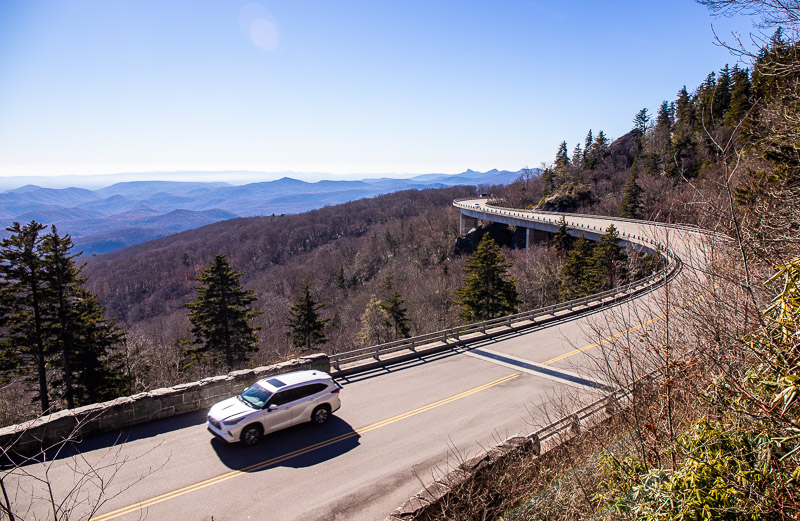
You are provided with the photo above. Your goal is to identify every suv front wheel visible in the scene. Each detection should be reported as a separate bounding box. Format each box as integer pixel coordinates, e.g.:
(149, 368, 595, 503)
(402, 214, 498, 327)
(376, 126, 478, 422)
(241, 423, 263, 446)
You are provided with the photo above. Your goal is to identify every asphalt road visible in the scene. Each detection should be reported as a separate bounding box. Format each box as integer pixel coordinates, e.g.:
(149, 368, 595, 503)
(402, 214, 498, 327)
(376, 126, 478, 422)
(7, 204, 712, 521)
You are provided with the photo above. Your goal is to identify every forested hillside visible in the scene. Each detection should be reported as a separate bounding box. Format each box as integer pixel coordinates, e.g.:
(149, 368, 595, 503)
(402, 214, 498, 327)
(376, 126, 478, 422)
(73, 186, 567, 393)
(422, 3, 800, 519)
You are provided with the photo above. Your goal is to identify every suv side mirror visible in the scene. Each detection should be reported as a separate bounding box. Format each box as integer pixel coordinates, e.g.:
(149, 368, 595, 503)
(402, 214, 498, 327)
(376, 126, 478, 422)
(267, 404, 278, 411)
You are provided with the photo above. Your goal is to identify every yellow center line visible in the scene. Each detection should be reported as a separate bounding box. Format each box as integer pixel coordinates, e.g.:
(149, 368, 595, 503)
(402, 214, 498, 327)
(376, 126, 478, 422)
(542, 290, 711, 366)
(90, 373, 520, 521)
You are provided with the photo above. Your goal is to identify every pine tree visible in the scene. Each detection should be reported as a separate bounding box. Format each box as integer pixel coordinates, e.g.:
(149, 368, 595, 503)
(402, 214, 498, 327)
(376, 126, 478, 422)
(41, 227, 125, 408)
(0, 222, 51, 412)
(583, 129, 594, 158)
(541, 167, 556, 195)
(587, 225, 627, 291)
(553, 217, 574, 254)
(0, 223, 126, 411)
(619, 169, 644, 219)
(455, 236, 519, 322)
(380, 281, 411, 340)
(571, 143, 584, 173)
(286, 282, 329, 351)
(633, 108, 651, 154)
(334, 265, 347, 290)
(725, 65, 752, 126)
(559, 234, 596, 301)
(554, 141, 570, 172)
(185, 254, 260, 371)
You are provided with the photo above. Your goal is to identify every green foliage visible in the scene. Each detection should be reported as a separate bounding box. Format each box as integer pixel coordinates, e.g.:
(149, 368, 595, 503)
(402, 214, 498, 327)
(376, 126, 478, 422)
(553, 217, 575, 254)
(455, 236, 519, 322)
(286, 281, 330, 351)
(559, 226, 627, 301)
(185, 254, 260, 371)
(619, 170, 644, 219)
(0, 222, 126, 411)
(596, 258, 800, 520)
(380, 278, 412, 340)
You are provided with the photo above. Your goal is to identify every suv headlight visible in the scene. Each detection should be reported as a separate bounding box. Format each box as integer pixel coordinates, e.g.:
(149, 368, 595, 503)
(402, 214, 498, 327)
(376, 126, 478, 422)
(223, 415, 247, 426)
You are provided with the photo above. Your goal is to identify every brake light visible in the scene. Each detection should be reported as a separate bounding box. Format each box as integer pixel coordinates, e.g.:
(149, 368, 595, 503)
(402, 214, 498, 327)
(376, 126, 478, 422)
(330, 388, 340, 394)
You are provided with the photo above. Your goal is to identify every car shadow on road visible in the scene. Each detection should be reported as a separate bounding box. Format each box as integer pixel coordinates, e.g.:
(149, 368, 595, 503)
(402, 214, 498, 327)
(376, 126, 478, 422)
(210, 415, 360, 472)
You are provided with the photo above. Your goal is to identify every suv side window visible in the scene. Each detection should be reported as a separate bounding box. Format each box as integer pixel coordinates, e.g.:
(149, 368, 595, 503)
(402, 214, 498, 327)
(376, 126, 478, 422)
(268, 388, 300, 407)
(294, 383, 327, 400)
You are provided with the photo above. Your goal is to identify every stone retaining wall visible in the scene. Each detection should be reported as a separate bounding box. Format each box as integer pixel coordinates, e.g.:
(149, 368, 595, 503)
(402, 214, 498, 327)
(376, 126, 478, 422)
(0, 354, 329, 457)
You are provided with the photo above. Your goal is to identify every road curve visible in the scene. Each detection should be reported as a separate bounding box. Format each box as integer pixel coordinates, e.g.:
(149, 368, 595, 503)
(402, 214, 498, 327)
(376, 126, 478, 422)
(8, 201, 714, 521)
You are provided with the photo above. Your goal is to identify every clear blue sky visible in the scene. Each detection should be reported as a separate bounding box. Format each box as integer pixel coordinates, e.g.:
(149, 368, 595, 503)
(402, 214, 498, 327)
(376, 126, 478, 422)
(0, 1, 758, 181)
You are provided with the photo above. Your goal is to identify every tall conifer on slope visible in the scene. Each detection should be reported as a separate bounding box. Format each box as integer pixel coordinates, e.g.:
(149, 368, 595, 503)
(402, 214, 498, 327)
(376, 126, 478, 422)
(286, 282, 329, 351)
(456, 236, 519, 322)
(619, 169, 644, 219)
(185, 254, 260, 371)
(0, 223, 126, 411)
(380, 278, 412, 340)
(0, 222, 51, 412)
(42, 227, 126, 408)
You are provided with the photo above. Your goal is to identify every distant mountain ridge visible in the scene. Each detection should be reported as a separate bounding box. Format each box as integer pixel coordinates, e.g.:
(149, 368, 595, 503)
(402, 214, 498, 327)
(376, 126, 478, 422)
(0, 169, 525, 255)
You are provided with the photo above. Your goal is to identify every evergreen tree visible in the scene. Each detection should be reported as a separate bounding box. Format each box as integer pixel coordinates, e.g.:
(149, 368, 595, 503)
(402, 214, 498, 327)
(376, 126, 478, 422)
(0, 222, 126, 411)
(633, 108, 651, 137)
(286, 282, 329, 351)
(185, 254, 260, 371)
(559, 234, 596, 301)
(554, 141, 570, 172)
(0, 222, 51, 412)
(653, 101, 674, 173)
(583, 130, 595, 169)
(455, 236, 519, 322)
(334, 265, 347, 290)
(553, 217, 575, 253)
(619, 169, 644, 219)
(571, 142, 584, 173)
(593, 131, 610, 157)
(587, 225, 627, 291)
(379, 281, 411, 340)
(541, 167, 556, 195)
(41, 227, 125, 408)
(632, 108, 651, 155)
(725, 65, 752, 126)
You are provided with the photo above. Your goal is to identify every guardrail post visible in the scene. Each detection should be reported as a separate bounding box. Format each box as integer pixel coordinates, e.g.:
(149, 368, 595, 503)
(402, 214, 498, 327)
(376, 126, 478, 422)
(570, 414, 581, 434)
(528, 433, 541, 455)
(373, 347, 381, 361)
(454, 328, 459, 340)
(443, 331, 448, 343)
(410, 339, 416, 352)
(332, 359, 340, 371)
(507, 317, 512, 327)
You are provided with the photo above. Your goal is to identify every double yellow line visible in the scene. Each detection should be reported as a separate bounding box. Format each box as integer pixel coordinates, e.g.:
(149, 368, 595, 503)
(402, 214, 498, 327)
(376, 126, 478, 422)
(91, 372, 519, 521)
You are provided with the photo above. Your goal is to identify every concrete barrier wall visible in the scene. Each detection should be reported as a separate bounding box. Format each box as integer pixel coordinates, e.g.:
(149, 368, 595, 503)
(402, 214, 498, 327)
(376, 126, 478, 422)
(0, 354, 329, 457)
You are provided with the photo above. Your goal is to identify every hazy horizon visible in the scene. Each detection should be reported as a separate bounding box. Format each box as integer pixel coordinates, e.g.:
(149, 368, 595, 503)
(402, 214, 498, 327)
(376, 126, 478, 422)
(1, 2, 758, 181)
(0, 167, 513, 191)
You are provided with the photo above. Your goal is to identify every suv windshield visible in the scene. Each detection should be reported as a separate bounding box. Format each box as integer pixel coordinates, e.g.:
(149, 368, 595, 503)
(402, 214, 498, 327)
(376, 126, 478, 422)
(240, 383, 273, 408)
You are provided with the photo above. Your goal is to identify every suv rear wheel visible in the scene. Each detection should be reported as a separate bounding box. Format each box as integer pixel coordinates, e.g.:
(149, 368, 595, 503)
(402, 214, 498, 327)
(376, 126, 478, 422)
(311, 405, 330, 425)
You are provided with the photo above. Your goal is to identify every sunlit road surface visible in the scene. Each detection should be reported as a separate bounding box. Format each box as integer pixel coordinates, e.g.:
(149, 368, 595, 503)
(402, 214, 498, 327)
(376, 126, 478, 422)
(9, 206, 711, 521)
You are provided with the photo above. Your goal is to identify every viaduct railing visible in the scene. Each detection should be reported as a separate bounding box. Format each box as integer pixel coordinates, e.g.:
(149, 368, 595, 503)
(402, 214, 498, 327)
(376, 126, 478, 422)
(331, 202, 683, 372)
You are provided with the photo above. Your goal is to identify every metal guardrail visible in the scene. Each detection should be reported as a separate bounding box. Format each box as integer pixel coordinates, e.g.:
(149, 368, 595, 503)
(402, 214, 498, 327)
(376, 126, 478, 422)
(454, 198, 730, 242)
(330, 205, 681, 371)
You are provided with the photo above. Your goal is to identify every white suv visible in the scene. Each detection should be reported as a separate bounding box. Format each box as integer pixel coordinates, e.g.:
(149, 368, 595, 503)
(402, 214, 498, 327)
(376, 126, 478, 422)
(207, 370, 342, 446)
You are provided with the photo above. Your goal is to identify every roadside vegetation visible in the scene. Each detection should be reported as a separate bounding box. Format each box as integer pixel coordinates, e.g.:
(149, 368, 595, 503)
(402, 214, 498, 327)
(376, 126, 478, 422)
(411, 1, 800, 519)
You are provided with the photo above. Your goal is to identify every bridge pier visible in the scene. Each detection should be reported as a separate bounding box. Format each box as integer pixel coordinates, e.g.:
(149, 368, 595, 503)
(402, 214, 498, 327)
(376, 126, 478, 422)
(525, 228, 550, 249)
(460, 214, 479, 234)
